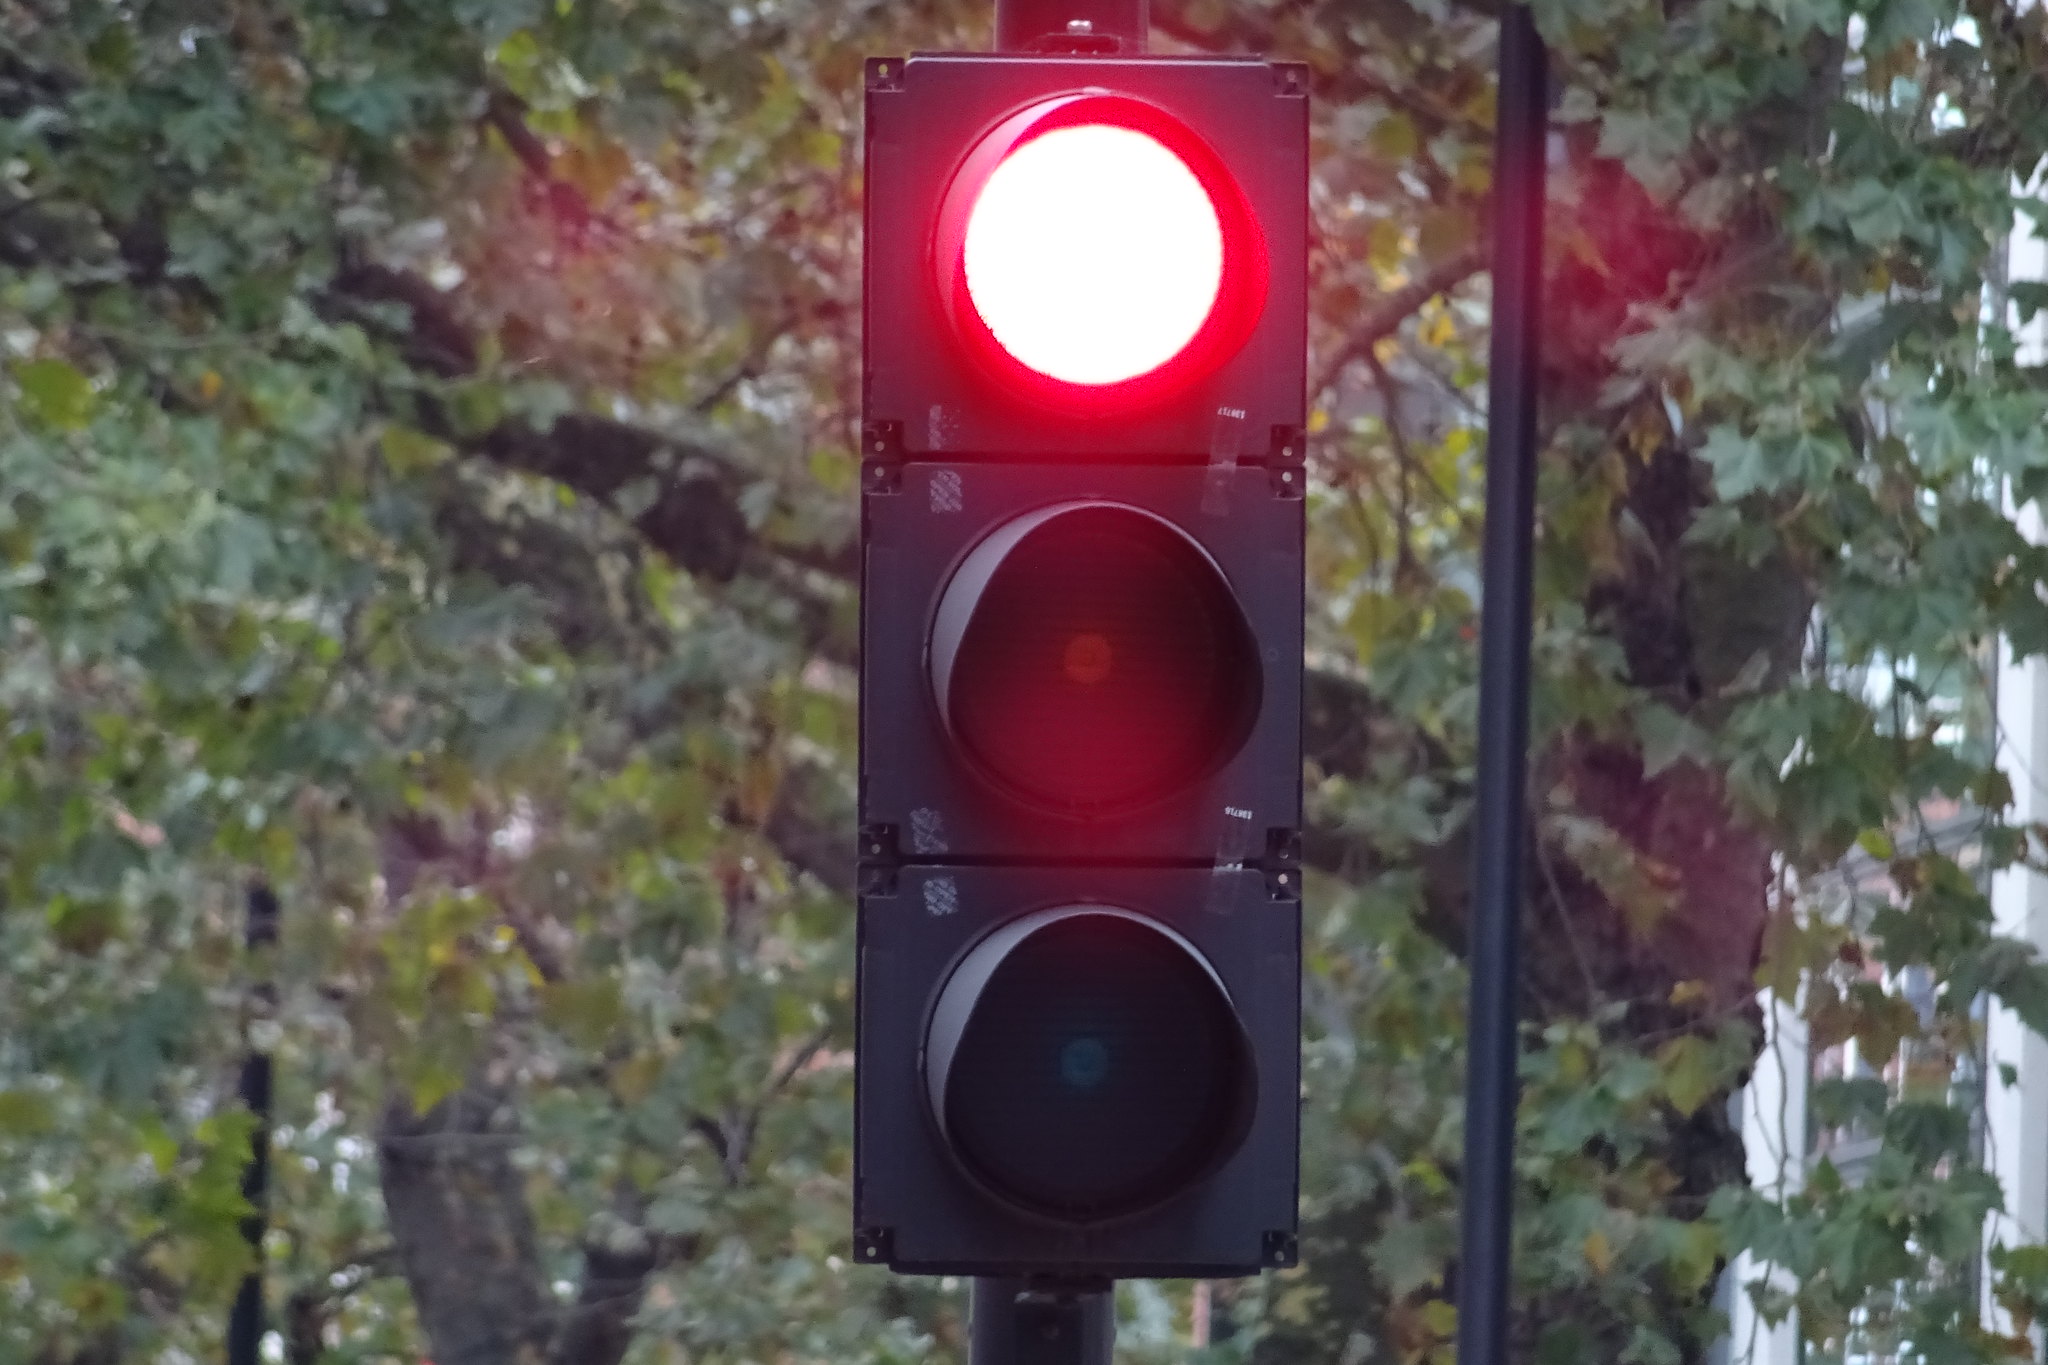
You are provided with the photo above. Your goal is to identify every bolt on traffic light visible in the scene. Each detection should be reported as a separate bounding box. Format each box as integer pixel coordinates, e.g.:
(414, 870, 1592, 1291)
(854, 51, 1307, 1279)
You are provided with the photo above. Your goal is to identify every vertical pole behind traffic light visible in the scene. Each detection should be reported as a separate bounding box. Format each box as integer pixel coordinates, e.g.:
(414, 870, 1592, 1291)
(1455, 10, 1547, 1365)
(227, 883, 278, 1365)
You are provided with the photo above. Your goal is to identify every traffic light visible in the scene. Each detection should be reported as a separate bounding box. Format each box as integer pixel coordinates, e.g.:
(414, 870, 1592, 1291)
(854, 50, 1306, 1280)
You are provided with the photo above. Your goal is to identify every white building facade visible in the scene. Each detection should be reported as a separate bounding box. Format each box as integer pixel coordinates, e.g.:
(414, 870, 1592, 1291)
(1724, 186, 2048, 1365)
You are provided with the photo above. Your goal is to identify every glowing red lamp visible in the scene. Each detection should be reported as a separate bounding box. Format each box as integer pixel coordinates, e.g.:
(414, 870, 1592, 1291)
(933, 95, 1268, 410)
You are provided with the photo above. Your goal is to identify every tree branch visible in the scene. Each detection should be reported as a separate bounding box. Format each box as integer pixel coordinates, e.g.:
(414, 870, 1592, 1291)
(469, 412, 757, 582)
(485, 87, 554, 180)
(1312, 244, 1487, 401)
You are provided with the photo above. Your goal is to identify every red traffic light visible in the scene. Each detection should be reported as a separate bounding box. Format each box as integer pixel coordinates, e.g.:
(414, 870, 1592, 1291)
(964, 124, 1219, 384)
(933, 94, 1269, 410)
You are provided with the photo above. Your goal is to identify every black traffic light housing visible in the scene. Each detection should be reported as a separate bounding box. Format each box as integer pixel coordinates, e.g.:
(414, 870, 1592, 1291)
(854, 50, 1306, 1281)
(862, 54, 1308, 461)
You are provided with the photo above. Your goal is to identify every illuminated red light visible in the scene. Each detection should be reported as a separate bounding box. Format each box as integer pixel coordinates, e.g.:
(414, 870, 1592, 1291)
(962, 124, 1223, 386)
(934, 95, 1267, 409)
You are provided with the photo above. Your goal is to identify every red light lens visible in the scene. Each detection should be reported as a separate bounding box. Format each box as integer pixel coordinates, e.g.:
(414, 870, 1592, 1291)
(934, 95, 1267, 410)
(963, 124, 1224, 386)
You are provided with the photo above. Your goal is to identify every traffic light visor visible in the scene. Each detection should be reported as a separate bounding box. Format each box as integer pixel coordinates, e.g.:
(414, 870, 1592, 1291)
(935, 95, 1268, 408)
(929, 502, 1262, 818)
(925, 905, 1257, 1223)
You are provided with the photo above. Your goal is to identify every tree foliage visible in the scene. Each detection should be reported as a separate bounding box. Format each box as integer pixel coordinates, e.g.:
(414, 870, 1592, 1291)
(4, 0, 2048, 1363)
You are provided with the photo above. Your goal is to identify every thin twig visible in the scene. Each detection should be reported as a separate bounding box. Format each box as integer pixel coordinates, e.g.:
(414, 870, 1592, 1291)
(1532, 832, 1608, 1013)
(1313, 245, 1488, 402)
(485, 87, 553, 179)
(1365, 350, 1418, 576)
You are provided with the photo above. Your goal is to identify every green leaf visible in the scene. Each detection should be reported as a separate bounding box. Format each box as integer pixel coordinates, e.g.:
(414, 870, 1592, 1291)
(406, 1059, 466, 1116)
(1808, 1076, 1889, 1130)
(1417, 207, 1474, 264)
(13, 359, 96, 430)
(1371, 1215, 1450, 1298)
(1596, 109, 1691, 197)
(1882, 1100, 1971, 1166)
(2013, 281, 2048, 326)
(0, 1088, 57, 1135)
(381, 424, 452, 474)
(1636, 703, 1706, 777)
(1370, 112, 1421, 163)
(1835, 177, 1910, 246)
(1654, 1035, 1719, 1117)
(542, 976, 626, 1049)
(1954, 941, 2048, 1038)
(1698, 425, 1770, 500)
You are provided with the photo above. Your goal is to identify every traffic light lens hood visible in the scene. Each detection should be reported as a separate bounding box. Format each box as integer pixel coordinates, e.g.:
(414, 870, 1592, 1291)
(924, 905, 1257, 1224)
(933, 93, 1269, 410)
(929, 502, 1262, 818)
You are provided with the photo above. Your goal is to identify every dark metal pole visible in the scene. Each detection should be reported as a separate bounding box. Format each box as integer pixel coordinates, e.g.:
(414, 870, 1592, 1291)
(1455, 8, 1547, 1365)
(227, 884, 279, 1365)
(972, 1278, 1115, 1365)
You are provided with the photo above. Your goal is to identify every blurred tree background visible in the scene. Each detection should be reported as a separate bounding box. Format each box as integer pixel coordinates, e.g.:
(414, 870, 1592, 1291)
(5, 0, 2048, 1362)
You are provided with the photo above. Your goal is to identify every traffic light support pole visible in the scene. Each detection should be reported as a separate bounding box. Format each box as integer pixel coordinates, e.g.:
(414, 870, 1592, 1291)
(993, 0, 1147, 52)
(227, 883, 279, 1365)
(1456, 9, 1547, 1365)
(971, 1278, 1115, 1365)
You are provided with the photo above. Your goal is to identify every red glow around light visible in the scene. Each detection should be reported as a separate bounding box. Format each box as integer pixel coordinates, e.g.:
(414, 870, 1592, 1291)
(962, 124, 1224, 386)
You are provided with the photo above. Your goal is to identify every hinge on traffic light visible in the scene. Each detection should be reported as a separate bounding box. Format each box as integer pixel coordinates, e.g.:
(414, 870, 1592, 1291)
(863, 420, 905, 461)
(1273, 63, 1310, 99)
(1268, 424, 1306, 499)
(1265, 826, 1302, 901)
(1263, 1230, 1300, 1267)
(865, 58, 906, 93)
(853, 1226, 895, 1263)
(862, 421, 905, 494)
(859, 824, 900, 893)
(860, 823, 899, 862)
